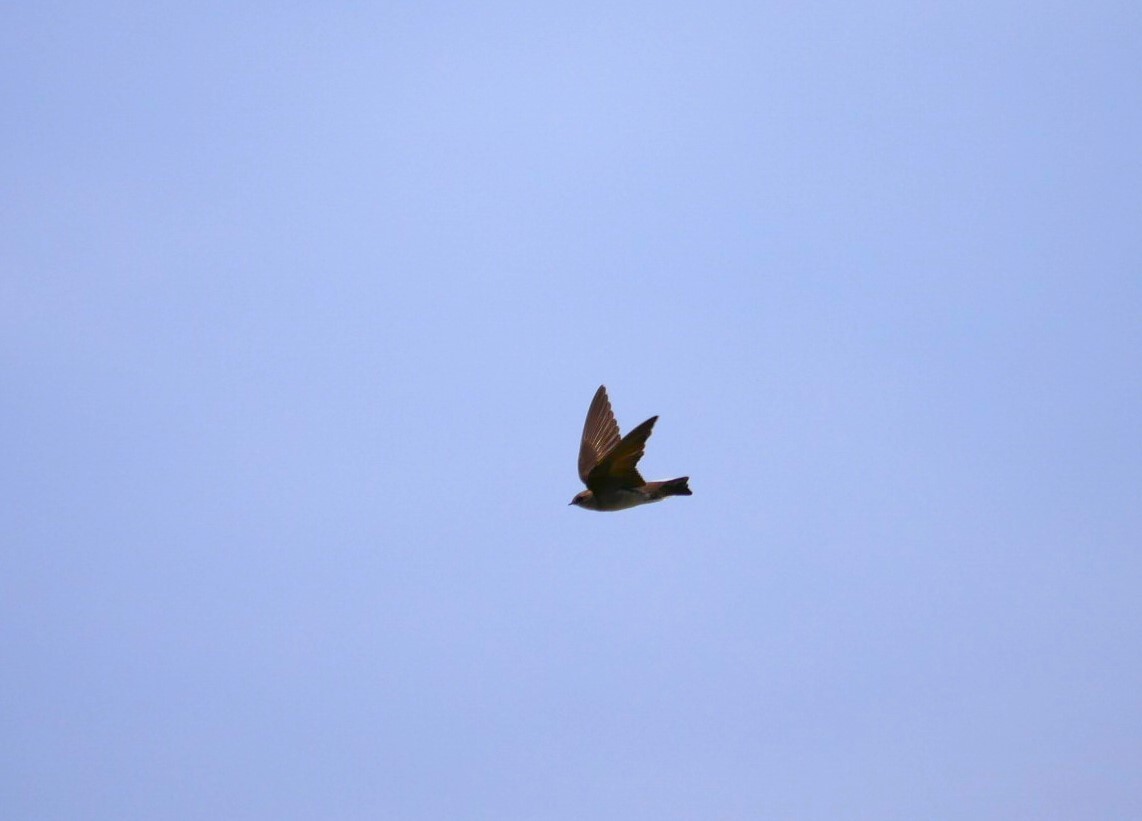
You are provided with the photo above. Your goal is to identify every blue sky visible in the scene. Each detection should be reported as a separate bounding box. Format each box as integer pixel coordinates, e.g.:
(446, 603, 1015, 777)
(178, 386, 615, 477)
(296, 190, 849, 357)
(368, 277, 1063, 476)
(3, 2, 1140, 819)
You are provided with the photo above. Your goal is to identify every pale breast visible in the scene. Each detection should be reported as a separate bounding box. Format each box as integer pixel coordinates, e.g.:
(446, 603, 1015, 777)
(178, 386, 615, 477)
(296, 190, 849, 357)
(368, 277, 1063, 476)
(596, 488, 661, 512)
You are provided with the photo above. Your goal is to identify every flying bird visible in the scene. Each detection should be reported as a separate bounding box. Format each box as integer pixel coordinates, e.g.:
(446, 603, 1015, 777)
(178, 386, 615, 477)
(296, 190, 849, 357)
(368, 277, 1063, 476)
(569, 385, 691, 512)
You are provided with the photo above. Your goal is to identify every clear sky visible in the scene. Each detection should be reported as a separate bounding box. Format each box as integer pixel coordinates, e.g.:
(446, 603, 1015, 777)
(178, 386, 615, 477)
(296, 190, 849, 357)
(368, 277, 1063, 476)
(3, 3, 1140, 819)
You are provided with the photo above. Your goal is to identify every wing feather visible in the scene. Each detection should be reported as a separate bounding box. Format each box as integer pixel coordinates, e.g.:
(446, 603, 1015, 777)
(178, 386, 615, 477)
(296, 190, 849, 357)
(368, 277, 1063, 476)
(577, 385, 622, 484)
(587, 415, 656, 491)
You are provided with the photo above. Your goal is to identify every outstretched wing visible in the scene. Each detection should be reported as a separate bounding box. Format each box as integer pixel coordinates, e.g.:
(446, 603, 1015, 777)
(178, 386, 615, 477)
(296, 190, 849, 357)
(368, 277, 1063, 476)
(587, 415, 657, 491)
(578, 385, 622, 484)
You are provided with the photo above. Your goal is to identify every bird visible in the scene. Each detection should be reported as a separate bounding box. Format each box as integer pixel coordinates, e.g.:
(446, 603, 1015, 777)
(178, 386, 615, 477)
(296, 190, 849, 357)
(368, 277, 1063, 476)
(569, 385, 691, 512)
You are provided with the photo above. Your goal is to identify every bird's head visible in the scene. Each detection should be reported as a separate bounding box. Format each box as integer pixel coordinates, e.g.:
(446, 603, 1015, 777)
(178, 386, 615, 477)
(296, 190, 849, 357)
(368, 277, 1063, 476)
(569, 490, 593, 507)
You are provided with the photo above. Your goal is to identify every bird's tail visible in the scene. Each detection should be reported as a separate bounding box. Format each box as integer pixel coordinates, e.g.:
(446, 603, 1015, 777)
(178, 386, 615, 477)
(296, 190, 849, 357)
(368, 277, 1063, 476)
(658, 476, 692, 497)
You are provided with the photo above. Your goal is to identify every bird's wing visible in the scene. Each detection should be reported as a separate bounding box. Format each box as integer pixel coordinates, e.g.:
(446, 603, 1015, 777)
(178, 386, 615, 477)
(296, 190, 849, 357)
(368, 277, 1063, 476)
(587, 415, 656, 491)
(578, 385, 622, 484)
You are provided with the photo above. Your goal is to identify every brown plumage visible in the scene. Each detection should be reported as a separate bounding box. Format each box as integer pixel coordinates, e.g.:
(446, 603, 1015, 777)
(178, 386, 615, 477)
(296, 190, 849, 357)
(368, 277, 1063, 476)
(570, 385, 691, 512)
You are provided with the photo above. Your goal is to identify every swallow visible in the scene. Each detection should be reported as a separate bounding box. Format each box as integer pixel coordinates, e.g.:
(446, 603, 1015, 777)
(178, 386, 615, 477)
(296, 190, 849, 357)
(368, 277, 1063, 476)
(569, 385, 691, 512)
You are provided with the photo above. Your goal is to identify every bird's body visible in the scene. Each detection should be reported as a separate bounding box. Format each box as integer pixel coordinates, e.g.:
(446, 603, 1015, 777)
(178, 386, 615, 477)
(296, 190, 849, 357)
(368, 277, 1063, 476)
(570, 478, 693, 512)
(569, 385, 691, 512)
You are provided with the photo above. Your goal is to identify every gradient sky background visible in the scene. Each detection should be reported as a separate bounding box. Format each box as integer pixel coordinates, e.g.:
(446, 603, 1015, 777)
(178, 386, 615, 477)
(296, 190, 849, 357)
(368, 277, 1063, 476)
(3, 3, 1140, 819)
